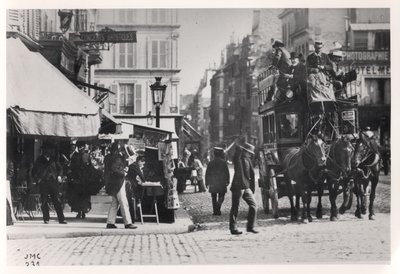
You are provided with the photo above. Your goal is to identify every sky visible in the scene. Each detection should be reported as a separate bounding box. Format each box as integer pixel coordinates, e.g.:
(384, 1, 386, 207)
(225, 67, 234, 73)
(178, 9, 254, 95)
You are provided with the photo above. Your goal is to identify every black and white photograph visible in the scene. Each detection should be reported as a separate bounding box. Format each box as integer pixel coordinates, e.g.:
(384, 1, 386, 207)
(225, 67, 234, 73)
(3, 1, 399, 272)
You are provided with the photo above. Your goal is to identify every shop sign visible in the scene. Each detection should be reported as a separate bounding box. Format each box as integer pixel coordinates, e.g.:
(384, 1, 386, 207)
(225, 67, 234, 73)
(341, 110, 355, 121)
(344, 65, 390, 75)
(344, 51, 389, 62)
(128, 138, 145, 151)
(78, 30, 137, 43)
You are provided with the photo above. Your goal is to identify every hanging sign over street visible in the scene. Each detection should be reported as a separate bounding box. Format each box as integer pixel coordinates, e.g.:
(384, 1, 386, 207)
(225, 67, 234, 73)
(71, 27, 137, 44)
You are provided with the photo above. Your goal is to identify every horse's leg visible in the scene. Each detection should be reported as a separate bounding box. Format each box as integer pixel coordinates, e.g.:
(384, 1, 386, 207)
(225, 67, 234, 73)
(286, 179, 297, 221)
(339, 178, 350, 214)
(354, 183, 362, 219)
(306, 185, 313, 222)
(360, 182, 368, 215)
(298, 182, 308, 223)
(316, 181, 323, 219)
(295, 193, 300, 213)
(328, 179, 338, 221)
(368, 174, 379, 220)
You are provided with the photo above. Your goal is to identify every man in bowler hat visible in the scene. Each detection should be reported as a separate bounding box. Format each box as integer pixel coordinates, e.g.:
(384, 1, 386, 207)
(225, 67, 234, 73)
(205, 147, 230, 215)
(229, 143, 258, 235)
(32, 142, 67, 224)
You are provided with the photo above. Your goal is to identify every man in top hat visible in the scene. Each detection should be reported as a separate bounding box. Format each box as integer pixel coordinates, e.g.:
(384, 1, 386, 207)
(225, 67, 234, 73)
(306, 41, 332, 74)
(284, 52, 307, 100)
(205, 147, 230, 215)
(229, 143, 258, 235)
(104, 142, 137, 229)
(32, 142, 67, 224)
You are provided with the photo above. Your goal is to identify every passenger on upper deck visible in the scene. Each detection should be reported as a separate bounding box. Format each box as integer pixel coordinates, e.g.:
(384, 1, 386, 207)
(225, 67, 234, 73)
(306, 41, 332, 74)
(327, 48, 346, 94)
(271, 39, 292, 102)
(283, 52, 307, 101)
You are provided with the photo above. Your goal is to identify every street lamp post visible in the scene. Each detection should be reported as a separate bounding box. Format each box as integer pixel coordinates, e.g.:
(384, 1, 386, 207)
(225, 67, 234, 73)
(150, 77, 167, 128)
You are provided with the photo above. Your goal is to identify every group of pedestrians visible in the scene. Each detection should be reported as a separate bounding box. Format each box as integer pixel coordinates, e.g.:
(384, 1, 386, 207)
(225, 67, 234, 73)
(31, 140, 147, 229)
(205, 143, 258, 235)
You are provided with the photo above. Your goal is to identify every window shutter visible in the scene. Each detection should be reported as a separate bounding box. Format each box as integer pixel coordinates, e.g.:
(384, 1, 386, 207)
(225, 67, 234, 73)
(152, 41, 158, 68)
(135, 84, 142, 114)
(110, 84, 118, 113)
(119, 43, 126, 68)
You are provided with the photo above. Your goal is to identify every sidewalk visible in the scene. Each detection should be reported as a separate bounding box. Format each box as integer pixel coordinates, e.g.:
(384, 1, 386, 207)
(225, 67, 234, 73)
(7, 207, 193, 240)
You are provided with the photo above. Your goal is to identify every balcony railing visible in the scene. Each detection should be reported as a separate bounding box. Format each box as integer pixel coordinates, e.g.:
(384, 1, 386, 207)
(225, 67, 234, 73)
(39, 32, 64, 41)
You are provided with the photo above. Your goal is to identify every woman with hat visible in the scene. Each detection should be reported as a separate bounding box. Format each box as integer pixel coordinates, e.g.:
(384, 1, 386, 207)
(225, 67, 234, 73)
(67, 141, 96, 219)
(229, 143, 258, 235)
(271, 39, 292, 102)
(205, 147, 230, 215)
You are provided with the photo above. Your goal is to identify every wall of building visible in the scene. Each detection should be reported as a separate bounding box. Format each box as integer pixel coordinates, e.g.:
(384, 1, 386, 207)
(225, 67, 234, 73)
(93, 9, 181, 117)
(308, 9, 347, 52)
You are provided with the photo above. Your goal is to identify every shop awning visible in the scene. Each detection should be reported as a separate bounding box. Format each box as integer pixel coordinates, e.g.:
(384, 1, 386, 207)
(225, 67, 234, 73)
(350, 23, 390, 31)
(183, 119, 201, 138)
(100, 109, 122, 134)
(7, 37, 101, 138)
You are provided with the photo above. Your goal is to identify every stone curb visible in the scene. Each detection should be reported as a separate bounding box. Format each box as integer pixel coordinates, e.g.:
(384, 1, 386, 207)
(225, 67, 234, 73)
(7, 208, 193, 240)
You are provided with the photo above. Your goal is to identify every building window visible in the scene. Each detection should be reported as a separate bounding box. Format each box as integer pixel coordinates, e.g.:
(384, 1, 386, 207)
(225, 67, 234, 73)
(119, 84, 135, 114)
(361, 78, 390, 106)
(278, 113, 299, 139)
(353, 31, 368, 50)
(375, 31, 390, 50)
(151, 9, 167, 24)
(151, 40, 168, 68)
(119, 43, 136, 68)
(118, 10, 135, 23)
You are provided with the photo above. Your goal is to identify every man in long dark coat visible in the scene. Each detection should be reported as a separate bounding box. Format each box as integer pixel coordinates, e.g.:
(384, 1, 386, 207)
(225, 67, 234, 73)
(229, 143, 258, 235)
(104, 142, 137, 229)
(306, 41, 332, 74)
(205, 147, 230, 216)
(32, 143, 67, 224)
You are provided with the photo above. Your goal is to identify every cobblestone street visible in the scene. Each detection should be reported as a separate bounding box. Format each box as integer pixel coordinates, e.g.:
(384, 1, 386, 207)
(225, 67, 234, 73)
(7, 169, 391, 266)
(7, 213, 390, 265)
(179, 167, 391, 227)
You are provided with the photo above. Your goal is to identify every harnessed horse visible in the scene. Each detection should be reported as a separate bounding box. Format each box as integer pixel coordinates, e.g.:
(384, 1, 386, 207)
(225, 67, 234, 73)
(325, 136, 354, 221)
(351, 133, 381, 220)
(282, 134, 326, 222)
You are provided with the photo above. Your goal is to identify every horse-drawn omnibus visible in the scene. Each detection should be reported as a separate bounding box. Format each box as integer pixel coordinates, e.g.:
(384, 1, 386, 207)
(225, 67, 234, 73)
(257, 66, 359, 221)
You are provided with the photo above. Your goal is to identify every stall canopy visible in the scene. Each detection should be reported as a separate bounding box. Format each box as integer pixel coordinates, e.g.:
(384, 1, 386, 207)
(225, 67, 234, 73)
(7, 37, 101, 138)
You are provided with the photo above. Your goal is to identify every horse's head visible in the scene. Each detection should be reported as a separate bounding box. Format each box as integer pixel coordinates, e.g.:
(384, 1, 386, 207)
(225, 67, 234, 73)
(305, 134, 326, 167)
(352, 135, 380, 169)
(332, 136, 354, 175)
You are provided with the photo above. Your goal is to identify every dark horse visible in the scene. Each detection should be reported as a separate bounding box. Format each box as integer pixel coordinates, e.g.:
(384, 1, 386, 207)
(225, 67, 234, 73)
(325, 136, 354, 221)
(282, 135, 326, 222)
(351, 134, 381, 220)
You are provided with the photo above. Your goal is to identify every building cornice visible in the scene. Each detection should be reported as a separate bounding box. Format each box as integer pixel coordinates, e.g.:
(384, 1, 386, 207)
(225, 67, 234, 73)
(96, 24, 180, 31)
(95, 68, 181, 76)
